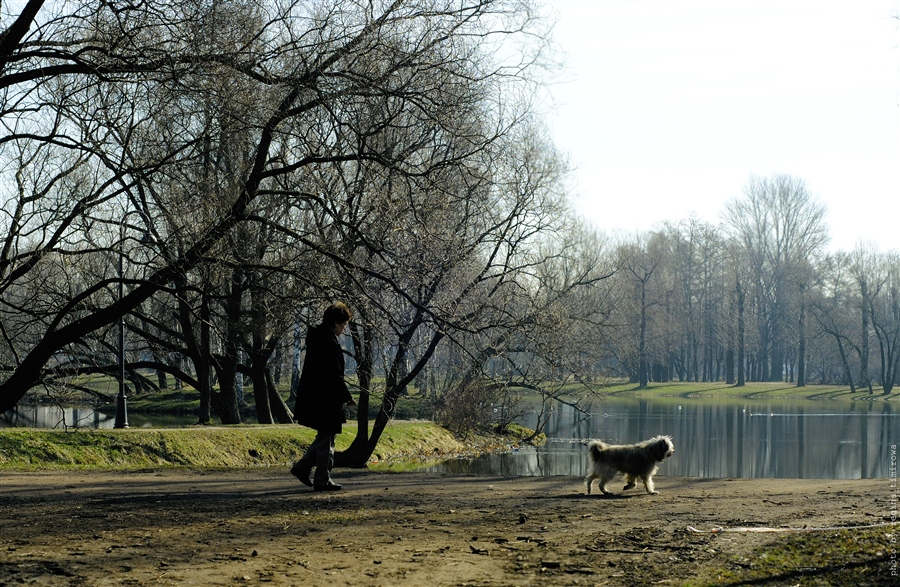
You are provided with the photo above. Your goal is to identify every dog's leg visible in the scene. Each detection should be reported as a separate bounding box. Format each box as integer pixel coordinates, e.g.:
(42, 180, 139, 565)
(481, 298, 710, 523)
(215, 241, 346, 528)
(585, 473, 598, 495)
(598, 470, 614, 494)
(641, 475, 658, 495)
(622, 473, 636, 491)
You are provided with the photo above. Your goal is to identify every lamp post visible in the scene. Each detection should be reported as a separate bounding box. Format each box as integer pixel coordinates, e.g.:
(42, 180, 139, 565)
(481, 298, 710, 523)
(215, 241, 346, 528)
(114, 218, 129, 429)
(113, 210, 153, 429)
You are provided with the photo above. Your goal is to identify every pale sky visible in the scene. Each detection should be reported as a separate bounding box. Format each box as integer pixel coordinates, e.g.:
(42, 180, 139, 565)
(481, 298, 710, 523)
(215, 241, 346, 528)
(545, 0, 900, 253)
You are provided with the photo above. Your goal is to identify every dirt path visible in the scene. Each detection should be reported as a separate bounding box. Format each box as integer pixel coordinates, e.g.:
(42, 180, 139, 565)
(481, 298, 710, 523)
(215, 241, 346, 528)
(0, 469, 896, 586)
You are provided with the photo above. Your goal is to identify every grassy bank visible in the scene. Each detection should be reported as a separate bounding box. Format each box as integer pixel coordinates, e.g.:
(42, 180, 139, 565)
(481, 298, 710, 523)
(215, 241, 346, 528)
(0, 421, 526, 471)
(594, 381, 900, 402)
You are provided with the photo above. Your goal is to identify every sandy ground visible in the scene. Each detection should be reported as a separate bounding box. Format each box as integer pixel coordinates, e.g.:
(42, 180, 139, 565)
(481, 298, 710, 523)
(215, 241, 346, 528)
(0, 468, 896, 586)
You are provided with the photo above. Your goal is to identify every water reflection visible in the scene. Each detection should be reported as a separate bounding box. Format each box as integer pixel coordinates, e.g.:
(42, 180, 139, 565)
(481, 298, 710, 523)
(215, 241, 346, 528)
(429, 398, 898, 479)
(1, 406, 189, 429)
(2, 405, 116, 429)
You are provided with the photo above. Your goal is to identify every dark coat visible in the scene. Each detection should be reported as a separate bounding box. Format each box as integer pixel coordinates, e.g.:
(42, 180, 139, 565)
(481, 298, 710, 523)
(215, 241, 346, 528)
(293, 323, 353, 435)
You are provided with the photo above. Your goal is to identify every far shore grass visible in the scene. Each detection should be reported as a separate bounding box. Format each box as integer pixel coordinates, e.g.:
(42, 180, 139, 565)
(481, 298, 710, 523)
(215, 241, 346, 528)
(592, 380, 900, 402)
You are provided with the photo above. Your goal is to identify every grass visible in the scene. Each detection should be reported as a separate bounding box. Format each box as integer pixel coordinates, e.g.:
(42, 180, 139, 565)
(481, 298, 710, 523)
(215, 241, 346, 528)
(687, 526, 896, 586)
(0, 421, 512, 471)
(95, 381, 436, 421)
(588, 381, 899, 402)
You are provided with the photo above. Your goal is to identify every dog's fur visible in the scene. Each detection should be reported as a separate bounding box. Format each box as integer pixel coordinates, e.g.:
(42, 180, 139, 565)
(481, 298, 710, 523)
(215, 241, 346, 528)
(585, 435, 675, 495)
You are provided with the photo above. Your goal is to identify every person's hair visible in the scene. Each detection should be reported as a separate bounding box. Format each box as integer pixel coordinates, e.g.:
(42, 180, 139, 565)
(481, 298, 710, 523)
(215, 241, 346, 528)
(322, 302, 352, 327)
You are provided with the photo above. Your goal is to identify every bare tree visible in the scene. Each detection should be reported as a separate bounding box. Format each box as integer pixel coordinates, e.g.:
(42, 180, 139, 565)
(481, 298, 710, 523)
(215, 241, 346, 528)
(872, 254, 900, 394)
(848, 246, 900, 395)
(661, 218, 728, 383)
(724, 174, 828, 382)
(615, 233, 666, 388)
(848, 245, 881, 394)
(0, 0, 554, 415)
(810, 253, 858, 391)
(323, 119, 587, 465)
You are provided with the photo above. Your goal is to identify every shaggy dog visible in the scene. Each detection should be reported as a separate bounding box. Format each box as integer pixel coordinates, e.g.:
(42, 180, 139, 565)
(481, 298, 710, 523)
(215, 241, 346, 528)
(585, 435, 675, 495)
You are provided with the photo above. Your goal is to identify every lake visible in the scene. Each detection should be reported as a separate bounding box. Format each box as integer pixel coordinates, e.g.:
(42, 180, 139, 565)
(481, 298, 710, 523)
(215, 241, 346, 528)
(5, 396, 897, 480)
(427, 396, 898, 479)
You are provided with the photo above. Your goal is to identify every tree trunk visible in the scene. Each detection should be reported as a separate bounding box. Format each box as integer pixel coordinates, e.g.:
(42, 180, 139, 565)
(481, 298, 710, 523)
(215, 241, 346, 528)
(796, 303, 806, 387)
(174, 276, 214, 425)
(834, 333, 856, 394)
(196, 296, 213, 424)
(338, 319, 376, 468)
(638, 280, 649, 388)
(725, 348, 735, 385)
(249, 358, 274, 424)
(736, 281, 746, 386)
(213, 358, 242, 424)
(859, 285, 873, 394)
(265, 368, 293, 423)
(213, 270, 244, 425)
(338, 326, 442, 468)
(770, 340, 784, 382)
(289, 321, 302, 406)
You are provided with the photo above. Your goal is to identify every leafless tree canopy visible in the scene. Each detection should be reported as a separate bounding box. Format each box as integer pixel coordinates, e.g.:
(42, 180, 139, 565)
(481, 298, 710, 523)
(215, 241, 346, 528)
(1, 0, 616, 439)
(1, 3, 897, 452)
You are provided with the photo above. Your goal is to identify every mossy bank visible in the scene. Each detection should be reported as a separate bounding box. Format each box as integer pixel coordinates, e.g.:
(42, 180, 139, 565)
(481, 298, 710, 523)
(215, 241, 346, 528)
(0, 421, 536, 471)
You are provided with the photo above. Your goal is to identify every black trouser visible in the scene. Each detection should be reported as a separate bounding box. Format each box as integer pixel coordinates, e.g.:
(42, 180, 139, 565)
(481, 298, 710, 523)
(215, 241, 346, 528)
(294, 430, 335, 485)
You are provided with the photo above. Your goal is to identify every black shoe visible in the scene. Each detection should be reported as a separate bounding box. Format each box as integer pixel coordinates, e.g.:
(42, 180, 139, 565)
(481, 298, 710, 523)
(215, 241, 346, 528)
(313, 482, 342, 492)
(290, 465, 312, 487)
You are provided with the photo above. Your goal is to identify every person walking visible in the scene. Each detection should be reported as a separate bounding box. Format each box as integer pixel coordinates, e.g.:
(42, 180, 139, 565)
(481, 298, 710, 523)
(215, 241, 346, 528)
(290, 302, 356, 491)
